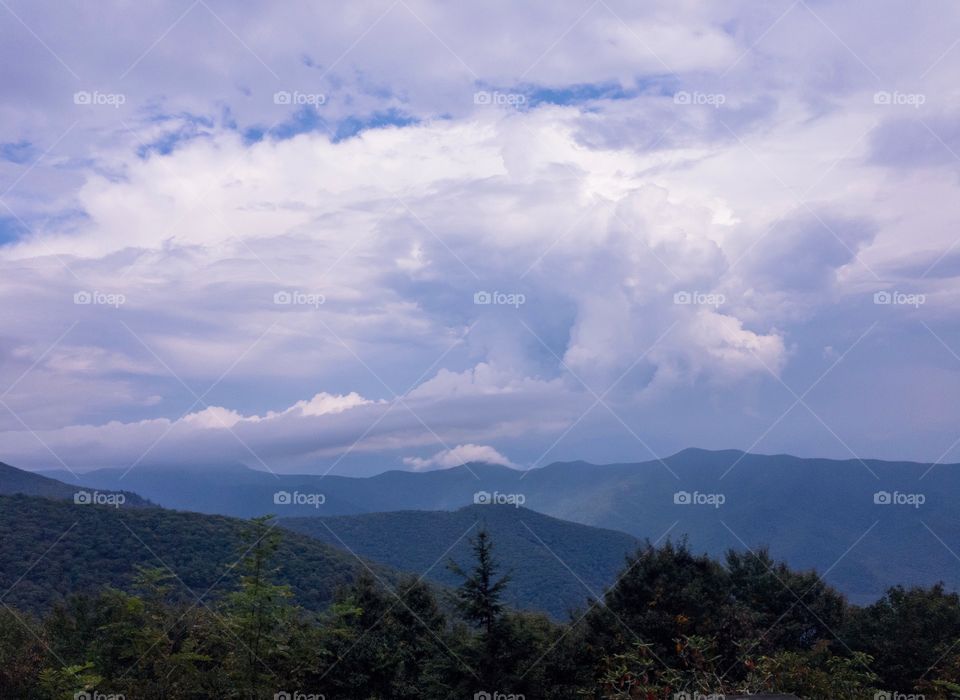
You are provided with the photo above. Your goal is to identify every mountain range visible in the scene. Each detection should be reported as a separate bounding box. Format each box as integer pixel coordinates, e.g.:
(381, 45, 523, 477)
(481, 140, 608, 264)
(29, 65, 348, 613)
(32, 448, 960, 604)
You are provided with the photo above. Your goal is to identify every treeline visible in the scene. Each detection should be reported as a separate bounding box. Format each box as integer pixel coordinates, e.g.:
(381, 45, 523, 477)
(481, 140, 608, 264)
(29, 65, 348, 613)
(2, 517, 960, 699)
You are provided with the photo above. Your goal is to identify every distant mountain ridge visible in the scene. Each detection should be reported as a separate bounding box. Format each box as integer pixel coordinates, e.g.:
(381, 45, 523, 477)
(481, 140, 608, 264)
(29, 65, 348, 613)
(281, 504, 640, 619)
(27, 448, 960, 603)
(0, 460, 149, 506)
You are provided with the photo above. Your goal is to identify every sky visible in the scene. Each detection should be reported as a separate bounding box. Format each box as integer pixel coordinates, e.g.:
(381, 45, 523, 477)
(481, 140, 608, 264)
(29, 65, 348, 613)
(1, 0, 959, 475)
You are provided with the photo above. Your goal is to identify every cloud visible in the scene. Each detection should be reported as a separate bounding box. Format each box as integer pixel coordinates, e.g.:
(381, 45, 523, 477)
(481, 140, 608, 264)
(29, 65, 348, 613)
(403, 443, 516, 470)
(2, 0, 960, 470)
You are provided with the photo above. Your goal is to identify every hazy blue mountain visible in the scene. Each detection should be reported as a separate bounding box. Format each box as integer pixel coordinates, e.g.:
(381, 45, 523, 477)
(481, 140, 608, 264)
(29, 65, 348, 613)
(39, 460, 524, 516)
(0, 460, 149, 506)
(282, 504, 640, 619)
(34, 448, 960, 603)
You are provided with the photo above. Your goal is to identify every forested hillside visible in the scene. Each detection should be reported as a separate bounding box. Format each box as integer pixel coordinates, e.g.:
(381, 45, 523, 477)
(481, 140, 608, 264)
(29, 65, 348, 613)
(282, 504, 639, 618)
(3, 522, 960, 699)
(0, 494, 394, 614)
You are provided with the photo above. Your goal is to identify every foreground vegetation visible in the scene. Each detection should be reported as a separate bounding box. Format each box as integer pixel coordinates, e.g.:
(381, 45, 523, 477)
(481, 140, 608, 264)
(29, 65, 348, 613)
(2, 516, 960, 699)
